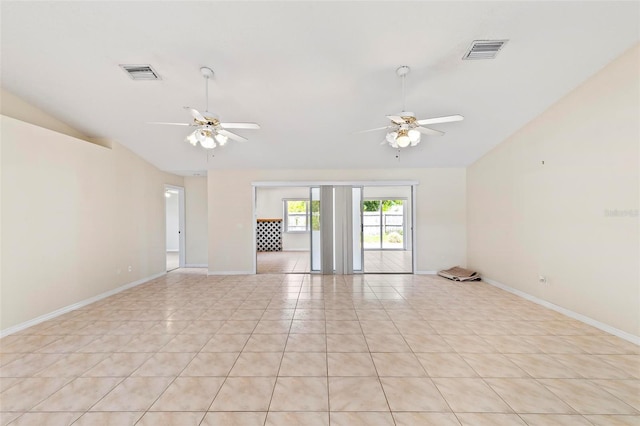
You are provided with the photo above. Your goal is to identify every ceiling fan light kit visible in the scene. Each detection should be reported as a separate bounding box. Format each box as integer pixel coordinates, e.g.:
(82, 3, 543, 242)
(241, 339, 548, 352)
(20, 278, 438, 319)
(194, 127, 216, 149)
(152, 66, 260, 150)
(358, 65, 464, 150)
(396, 129, 411, 148)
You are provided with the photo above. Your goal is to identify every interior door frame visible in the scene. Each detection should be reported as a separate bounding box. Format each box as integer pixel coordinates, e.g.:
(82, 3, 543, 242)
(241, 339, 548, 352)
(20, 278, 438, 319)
(165, 184, 186, 269)
(251, 180, 417, 275)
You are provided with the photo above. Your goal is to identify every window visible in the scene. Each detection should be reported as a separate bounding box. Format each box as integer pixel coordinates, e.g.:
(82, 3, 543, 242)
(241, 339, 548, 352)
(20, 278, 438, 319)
(283, 199, 310, 232)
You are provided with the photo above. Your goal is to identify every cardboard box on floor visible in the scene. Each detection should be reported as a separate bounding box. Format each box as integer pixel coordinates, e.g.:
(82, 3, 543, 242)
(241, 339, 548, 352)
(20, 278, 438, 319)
(437, 266, 481, 282)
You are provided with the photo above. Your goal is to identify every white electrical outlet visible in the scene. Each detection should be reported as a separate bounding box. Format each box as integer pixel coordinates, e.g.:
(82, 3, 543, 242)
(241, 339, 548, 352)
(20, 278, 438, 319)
(128, 266, 132, 272)
(538, 275, 547, 284)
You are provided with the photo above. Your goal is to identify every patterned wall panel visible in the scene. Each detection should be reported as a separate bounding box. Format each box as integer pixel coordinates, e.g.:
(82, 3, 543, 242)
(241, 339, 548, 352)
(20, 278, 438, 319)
(257, 219, 282, 252)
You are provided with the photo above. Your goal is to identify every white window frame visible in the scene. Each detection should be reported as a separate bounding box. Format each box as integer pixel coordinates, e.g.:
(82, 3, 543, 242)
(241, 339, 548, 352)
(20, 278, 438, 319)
(283, 198, 310, 233)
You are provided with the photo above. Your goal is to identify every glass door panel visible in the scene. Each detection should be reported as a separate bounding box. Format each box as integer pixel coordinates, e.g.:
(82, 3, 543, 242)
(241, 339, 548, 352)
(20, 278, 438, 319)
(363, 200, 381, 249)
(310, 187, 321, 272)
(381, 200, 405, 250)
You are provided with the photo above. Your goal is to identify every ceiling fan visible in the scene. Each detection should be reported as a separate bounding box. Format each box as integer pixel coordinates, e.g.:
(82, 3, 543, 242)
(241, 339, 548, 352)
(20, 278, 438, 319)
(358, 66, 463, 149)
(150, 67, 260, 149)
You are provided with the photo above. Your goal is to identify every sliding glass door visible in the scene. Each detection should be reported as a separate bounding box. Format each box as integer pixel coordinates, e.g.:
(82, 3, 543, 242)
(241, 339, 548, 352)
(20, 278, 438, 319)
(362, 187, 413, 274)
(363, 199, 406, 250)
(310, 187, 322, 273)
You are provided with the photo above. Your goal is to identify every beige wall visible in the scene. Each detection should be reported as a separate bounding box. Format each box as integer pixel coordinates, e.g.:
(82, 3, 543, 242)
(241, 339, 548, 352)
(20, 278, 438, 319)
(1, 115, 183, 331)
(208, 168, 466, 274)
(184, 176, 208, 265)
(467, 45, 639, 336)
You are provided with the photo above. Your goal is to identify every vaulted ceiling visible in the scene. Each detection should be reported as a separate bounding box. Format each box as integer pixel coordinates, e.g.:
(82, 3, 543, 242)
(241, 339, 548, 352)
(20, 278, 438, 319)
(2, 1, 638, 175)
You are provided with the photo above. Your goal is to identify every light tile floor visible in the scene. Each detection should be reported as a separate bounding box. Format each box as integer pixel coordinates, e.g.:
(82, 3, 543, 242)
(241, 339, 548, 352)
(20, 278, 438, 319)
(363, 251, 412, 273)
(257, 251, 413, 274)
(0, 270, 638, 425)
(257, 251, 310, 274)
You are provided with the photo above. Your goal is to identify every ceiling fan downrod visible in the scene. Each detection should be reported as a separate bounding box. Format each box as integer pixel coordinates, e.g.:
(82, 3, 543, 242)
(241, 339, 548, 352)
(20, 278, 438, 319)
(396, 66, 410, 113)
(200, 67, 214, 113)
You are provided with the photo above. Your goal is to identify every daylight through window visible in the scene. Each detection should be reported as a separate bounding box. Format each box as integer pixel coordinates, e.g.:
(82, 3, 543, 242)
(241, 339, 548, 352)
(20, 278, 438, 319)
(283, 199, 310, 232)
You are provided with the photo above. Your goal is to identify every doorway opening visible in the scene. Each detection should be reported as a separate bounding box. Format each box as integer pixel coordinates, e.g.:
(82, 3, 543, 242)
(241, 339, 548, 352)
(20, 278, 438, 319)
(165, 185, 185, 272)
(253, 181, 416, 275)
(255, 186, 310, 274)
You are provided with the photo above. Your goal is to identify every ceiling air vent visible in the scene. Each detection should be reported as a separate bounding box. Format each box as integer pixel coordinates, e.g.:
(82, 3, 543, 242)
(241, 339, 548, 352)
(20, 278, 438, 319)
(462, 40, 508, 60)
(119, 64, 161, 80)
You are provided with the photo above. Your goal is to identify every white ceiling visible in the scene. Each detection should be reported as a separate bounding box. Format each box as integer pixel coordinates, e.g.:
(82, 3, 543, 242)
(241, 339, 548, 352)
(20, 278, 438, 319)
(2, 1, 638, 175)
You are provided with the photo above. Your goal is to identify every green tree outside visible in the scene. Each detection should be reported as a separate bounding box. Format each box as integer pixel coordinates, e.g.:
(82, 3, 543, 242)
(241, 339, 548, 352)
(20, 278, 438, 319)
(287, 200, 307, 213)
(311, 200, 320, 231)
(363, 200, 402, 212)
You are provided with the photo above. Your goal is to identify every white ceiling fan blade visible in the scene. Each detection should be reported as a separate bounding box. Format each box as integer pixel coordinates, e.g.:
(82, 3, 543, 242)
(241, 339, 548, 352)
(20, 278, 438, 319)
(218, 129, 248, 142)
(202, 112, 220, 121)
(147, 122, 193, 126)
(354, 126, 394, 134)
(416, 126, 445, 136)
(220, 122, 261, 130)
(184, 107, 207, 122)
(386, 115, 406, 124)
(416, 114, 464, 126)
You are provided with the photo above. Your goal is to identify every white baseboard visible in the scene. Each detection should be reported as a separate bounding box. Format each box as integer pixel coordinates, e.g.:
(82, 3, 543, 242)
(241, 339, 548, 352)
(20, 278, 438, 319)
(184, 264, 208, 268)
(281, 249, 310, 252)
(0, 271, 166, 338)
(415, 270, 437, 275)
(207, 270, 253, 276)
(483, 277, 639, 346)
